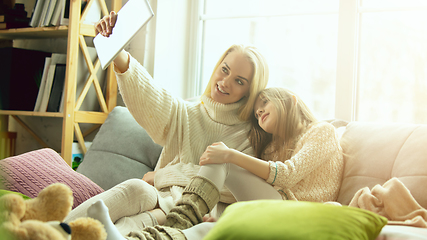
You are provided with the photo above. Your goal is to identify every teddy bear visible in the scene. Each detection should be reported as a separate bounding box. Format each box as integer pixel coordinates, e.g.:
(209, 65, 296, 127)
(0, 183, 107, 240)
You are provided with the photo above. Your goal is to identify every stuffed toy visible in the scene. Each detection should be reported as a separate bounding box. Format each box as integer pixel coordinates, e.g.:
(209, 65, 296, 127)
(0, 183, 107, 240)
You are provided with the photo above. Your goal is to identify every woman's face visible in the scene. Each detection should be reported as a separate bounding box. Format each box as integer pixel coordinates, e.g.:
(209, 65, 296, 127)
(210, 51, 254, 104)
(253, 97, 278, 134)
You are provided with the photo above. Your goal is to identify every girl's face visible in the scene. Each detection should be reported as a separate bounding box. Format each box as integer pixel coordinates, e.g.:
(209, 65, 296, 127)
(210, 52, 253, 104)
(254, 97, 278, 134)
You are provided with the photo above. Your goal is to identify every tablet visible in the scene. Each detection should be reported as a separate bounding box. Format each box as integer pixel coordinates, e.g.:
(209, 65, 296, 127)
(93, 0, 154, 70)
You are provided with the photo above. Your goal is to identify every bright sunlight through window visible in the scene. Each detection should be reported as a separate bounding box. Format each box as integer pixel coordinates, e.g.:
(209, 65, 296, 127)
(197, 0, 427, 123)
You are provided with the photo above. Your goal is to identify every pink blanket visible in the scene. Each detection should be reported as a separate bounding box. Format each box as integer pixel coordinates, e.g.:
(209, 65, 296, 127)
(349, 177, 427, 228)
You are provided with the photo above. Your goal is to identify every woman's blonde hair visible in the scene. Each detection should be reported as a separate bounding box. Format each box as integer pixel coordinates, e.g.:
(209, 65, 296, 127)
(203, 44, 269, 121)
(249, 87, 318, 159)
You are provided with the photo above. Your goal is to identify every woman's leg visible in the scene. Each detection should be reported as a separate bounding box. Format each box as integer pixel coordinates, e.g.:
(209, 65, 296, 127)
(87, 200, 127, 240)
(114, 208, 165, 236)
(223, 163, 282, 201)
(87, 199, 185, 240)
(164, 163, 281, 230)
(164, 175, 220, 230)
(198, 163, 281, 201)
(65, 179, 159, 226)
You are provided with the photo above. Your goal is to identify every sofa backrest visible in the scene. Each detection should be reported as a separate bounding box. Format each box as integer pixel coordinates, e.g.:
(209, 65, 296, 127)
(337, 122, 427, 209)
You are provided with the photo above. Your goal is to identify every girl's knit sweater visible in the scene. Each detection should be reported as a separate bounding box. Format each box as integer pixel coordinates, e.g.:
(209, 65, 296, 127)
(264, 121, 344, 202)
(115, 53, 252, 208)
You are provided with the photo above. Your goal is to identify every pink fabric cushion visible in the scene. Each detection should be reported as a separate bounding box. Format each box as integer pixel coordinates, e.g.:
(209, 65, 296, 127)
(337, 122, 427, 209)
(0, 148, 104, 208)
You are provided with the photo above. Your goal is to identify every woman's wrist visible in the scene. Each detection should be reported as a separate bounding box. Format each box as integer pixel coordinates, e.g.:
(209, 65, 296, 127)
(113, 50, 130, 73)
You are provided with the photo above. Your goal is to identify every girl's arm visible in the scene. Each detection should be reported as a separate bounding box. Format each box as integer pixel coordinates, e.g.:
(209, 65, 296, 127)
(199, 142, 270, 180)
(267, 122, 341, 189)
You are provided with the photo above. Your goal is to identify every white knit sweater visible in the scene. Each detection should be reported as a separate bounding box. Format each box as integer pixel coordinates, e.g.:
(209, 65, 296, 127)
(264, 122, 344, 202)
(115, 53, 253, 210)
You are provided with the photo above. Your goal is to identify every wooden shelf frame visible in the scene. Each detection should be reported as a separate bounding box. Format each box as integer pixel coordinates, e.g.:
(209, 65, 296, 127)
(0, 0, 121, 165)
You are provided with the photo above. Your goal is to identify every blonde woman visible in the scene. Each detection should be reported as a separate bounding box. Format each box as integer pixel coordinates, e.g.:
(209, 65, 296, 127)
(65, 11, 269, 238)
(83, 87, 344, 240)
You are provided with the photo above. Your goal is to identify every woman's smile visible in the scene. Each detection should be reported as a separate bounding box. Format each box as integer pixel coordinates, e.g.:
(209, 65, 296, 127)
(217, 85, 229, 95)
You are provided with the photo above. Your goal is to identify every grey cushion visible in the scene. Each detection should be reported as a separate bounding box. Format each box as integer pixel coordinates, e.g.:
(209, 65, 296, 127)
(77, 106, 163, 190)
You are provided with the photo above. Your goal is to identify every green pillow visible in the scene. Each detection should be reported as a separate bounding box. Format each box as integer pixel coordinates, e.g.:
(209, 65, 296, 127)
(0, 189, 31, 200)
(203, 200, 387, 240)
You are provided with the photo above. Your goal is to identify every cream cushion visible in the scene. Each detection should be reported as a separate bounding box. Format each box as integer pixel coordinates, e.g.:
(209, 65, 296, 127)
(337, 122, 427, 208)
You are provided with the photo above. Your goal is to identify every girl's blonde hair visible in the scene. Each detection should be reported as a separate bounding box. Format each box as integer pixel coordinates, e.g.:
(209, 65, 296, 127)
(203, 44, 269, 121)
(249, 88, 318, 159)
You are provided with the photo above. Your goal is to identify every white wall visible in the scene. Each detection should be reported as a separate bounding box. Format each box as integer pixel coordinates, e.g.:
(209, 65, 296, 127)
(8, 0, 192, 155)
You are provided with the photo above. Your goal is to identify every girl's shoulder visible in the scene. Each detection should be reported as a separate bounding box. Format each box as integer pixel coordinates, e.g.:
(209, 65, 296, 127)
(303, 121, 336, 138)
(308, 121, 335, 132)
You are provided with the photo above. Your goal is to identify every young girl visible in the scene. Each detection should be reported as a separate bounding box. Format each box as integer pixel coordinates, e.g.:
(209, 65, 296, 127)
(194, 87, 344, 204)
(83, 87, 344, 240)
(64, 11, 269, 237)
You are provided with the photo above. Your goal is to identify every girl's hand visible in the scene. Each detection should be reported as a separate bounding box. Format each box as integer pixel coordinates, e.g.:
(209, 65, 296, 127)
(142, 171, 156, 186)
(199, 142, 234, 165)
(95, 11, 118, 37)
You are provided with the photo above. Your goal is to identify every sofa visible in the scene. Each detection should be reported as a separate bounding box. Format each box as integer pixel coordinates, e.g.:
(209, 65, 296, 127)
(1, 106, 427, 239)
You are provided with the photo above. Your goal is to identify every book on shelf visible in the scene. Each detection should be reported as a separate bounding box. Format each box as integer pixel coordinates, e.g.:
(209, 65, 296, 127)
(0, 47, 51, 111)
(37, 0, 51, 27)
(27, 0, 101, 27)
(38, 53, 67, 112)
(31, 47, 106, 113)
(41, 0, 59, 26)
(58, 0, 69, 26)
(47, 64, 66, 112)
(49, 0, 64, 26)
(29, 0, 46, 27)
(34, 57, 52, 111)
(0, 15, 4, 22)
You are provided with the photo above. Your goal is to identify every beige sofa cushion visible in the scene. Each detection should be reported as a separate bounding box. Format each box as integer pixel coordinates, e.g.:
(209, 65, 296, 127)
(337, 122, 427, 208)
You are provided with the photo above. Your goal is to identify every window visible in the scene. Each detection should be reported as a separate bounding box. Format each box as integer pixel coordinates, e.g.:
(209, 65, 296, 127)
(197, 0, 339, 120)
(190, 0, 427, 123)
(356, 0, 427, 123)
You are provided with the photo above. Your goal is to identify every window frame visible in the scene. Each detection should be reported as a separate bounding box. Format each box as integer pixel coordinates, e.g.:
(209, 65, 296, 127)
(186, 0, 427, 122)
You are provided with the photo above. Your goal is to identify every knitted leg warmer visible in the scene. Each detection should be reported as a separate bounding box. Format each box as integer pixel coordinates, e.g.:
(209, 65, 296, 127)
(87, 199, 186, 240)
(164, 176, 220, 230)
(126, 226, 185, 240)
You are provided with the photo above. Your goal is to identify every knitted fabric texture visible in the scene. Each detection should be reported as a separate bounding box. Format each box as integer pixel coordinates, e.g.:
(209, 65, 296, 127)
(126, 225, 185, 240)
(264, 122, 344, 202)
(182, 176, 220, 211)
(0, 148, 104, 208)
(164, 176, 220, 229)
(115, 53, 253, 207)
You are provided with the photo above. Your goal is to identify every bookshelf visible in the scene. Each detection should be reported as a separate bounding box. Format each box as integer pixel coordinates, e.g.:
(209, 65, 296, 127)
(0, 0, 122, 166)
